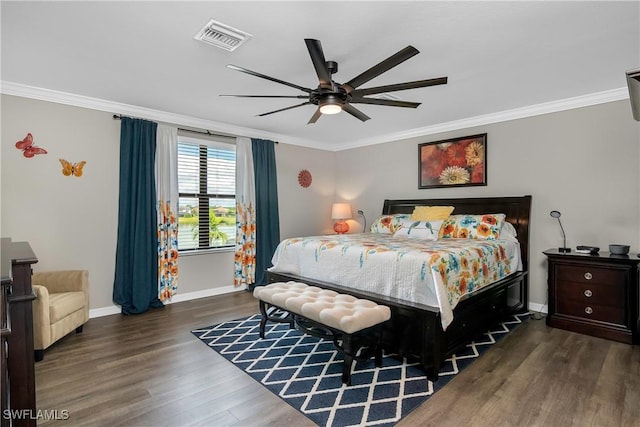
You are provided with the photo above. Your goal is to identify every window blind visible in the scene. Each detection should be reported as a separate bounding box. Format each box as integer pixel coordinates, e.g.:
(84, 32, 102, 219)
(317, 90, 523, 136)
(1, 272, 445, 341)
(177, 138, 236, 251)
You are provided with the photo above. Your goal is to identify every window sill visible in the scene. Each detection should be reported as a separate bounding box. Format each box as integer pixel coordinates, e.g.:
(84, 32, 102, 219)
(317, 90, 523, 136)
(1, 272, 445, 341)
(179, 247, 234, 257)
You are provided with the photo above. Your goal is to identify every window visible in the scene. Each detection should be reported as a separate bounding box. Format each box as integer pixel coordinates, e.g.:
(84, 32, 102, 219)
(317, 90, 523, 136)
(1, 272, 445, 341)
(177, 134, 236, 251)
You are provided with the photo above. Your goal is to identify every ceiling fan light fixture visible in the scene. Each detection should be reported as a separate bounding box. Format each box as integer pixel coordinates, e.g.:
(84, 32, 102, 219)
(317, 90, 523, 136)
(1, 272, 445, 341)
(224, 38, 448, 123)
(319, 103, 342, 115)
(319, 94, 343, 114)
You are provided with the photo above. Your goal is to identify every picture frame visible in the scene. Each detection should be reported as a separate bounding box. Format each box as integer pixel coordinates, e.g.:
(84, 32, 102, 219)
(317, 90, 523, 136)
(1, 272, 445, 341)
(418, 133, 487, 189)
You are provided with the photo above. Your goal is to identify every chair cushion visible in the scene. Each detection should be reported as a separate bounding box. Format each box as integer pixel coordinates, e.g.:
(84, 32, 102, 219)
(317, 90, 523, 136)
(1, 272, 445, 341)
(49, 292, 85, 324)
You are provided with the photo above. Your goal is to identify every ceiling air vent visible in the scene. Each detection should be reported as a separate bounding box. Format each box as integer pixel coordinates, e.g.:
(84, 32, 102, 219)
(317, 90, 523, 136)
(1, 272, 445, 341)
(194, 19, 252, 52)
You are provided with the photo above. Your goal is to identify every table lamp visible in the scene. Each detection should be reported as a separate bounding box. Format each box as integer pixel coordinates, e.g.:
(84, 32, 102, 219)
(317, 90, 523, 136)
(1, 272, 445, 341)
(550, 210, 571, 253)
(332, 203, 352, 234)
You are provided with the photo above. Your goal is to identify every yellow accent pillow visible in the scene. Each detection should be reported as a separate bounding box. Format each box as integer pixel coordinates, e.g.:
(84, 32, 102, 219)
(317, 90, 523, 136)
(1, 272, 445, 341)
(410, 206, 455, 221)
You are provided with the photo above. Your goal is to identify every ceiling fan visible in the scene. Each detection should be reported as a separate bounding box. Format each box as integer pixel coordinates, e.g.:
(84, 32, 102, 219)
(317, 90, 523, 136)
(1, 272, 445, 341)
(222, 39, 448, 124)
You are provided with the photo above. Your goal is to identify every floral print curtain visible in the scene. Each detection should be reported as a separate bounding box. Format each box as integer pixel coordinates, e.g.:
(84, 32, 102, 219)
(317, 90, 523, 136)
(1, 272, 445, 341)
(155, 124, 179, 300)
(234, 137, 256, 286)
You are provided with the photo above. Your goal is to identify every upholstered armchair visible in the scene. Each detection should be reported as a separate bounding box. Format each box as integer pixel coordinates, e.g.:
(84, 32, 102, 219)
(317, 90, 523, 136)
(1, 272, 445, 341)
(32, 270, 89, 361)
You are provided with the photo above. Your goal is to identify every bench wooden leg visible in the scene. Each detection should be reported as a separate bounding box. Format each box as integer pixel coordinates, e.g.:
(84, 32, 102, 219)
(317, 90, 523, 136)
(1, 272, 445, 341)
(256, 295, 388, 386)
(257, 300, 294, 339)
(342, 334, 354, 386)
(336, 326, 386, 385)
(258, 300, 268, 338)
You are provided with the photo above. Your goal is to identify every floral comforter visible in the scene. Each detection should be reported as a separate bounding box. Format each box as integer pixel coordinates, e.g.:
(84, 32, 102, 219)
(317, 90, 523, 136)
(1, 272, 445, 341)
(268, 233, 522, 329)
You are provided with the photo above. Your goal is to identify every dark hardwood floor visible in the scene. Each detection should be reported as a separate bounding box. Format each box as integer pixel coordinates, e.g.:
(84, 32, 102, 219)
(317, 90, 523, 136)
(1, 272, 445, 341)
(35, 291, 639, 426)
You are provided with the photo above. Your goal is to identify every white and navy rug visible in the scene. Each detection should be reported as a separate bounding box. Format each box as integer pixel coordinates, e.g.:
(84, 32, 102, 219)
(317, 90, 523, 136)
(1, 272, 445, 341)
(192, 313, 529, 427)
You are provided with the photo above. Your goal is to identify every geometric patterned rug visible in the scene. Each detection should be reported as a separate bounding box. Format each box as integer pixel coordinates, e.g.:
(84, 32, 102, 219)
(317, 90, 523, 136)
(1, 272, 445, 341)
(192, 313, 529, 427)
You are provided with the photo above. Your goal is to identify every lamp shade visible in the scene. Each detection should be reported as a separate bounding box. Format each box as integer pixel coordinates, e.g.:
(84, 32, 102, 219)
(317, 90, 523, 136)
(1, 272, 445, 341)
(331, 203, 352, 220)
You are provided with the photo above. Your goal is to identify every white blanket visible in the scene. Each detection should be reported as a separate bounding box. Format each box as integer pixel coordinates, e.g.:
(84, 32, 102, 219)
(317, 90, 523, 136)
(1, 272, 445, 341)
(269, 233, 522, 329)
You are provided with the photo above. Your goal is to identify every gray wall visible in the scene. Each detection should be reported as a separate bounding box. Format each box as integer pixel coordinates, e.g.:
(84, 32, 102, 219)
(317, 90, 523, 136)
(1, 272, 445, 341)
(2, 94, 638, 314)
(1, 96, 121, 314)
(272, 143, 337, 238)
(0, 95, 335, 314)
(335, 100, 640, 308)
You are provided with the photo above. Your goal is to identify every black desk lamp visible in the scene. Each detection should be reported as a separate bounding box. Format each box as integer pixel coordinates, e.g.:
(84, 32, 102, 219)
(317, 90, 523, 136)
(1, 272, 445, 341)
(357, 210, 367, 233)
(550, 210, 571, 253)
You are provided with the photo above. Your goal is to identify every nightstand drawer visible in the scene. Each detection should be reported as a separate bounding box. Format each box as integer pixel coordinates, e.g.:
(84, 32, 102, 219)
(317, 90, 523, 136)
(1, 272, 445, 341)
(557, 264, 624, 285)
(556, 299, 625, 325)
(556, 280, 625, 307)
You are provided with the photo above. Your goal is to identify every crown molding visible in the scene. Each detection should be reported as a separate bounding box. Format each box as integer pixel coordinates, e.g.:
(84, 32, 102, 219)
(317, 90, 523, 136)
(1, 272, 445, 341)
(337, 87, 630, 151)
(1, 81, 628, 152)
(0, 81, 292, 144)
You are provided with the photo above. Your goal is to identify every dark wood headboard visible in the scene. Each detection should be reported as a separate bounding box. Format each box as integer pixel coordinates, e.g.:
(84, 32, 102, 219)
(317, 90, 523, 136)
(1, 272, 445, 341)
(382, 195, 532, 271)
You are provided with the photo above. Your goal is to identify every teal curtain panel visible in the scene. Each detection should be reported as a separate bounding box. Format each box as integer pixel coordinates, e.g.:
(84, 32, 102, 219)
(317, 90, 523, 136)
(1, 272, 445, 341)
(113, 117, 163, 314)
(251, 139, 280, 287)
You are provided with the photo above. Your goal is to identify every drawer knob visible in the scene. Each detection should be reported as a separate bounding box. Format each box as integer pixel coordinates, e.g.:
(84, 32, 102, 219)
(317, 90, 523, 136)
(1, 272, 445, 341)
(584, 272, 593, 280)
(585, 306, 593, 315)
(584, 289, 593, 298)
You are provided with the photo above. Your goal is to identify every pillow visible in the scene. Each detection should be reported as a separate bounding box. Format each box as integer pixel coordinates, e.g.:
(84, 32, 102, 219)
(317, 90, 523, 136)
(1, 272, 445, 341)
(394, 219, 444, 240)
(369, 214, 409, 234)
(500, 221, 519, 242)
(440, 214, 506, 240)
(411, 205, 455, 221)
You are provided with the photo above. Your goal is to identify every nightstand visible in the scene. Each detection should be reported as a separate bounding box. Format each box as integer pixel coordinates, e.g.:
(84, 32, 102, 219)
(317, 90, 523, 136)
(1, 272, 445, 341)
(544, 249, 639, 344)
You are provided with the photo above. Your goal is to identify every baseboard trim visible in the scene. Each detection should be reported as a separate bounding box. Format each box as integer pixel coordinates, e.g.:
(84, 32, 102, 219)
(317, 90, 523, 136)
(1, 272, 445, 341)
(88, 285, 246, 319)
(528, 301, 548, 314)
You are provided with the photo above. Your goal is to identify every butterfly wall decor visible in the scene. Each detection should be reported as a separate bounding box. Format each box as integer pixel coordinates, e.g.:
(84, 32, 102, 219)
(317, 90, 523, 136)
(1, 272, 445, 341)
(59, 159, 86, 177)
(15, 133, 47, 158)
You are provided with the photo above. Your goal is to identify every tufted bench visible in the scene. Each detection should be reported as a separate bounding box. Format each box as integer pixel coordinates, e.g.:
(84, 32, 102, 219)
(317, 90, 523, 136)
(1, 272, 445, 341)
(253, 281, 391, 385)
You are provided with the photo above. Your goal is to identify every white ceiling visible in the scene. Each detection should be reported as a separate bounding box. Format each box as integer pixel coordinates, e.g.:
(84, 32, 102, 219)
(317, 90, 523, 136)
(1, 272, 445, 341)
(1, 1, 639, 150)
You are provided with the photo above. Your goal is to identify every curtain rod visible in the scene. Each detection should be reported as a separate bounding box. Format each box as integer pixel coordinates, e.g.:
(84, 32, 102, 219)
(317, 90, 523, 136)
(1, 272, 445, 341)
(112, 114, 278, 143)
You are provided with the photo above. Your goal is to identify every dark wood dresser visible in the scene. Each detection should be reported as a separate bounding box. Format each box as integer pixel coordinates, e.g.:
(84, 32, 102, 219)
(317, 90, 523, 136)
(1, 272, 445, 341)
(1, 239, 12, 427)
(544, 249, 639, 344)
(1, 238, 38, 426)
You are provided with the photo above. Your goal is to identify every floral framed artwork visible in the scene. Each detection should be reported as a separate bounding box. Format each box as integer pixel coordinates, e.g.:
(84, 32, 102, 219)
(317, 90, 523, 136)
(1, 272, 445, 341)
(418, 133, 487, 189)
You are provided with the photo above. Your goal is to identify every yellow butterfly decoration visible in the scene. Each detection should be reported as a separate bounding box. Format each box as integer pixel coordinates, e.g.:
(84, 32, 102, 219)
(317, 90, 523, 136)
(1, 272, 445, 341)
(59, 159, 86, 177)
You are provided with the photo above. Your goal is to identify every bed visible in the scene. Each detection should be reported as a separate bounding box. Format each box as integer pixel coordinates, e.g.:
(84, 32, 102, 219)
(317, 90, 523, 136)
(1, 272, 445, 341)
(267, 195, 532, 381)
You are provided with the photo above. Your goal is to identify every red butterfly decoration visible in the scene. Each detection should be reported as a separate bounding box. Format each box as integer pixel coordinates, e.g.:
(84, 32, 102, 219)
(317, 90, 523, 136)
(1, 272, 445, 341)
(15, 133, 47, 158)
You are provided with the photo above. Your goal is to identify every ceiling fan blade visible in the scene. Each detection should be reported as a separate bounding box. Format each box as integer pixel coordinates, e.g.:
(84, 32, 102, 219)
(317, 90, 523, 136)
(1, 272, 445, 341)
(342, 104, 371, 122)
(305, 39, 333, 88)
(350, 97, 421, 108)
(307, 108, 322, 124)
(257, 101, 311, 117)
(227, 64, 313, 94)
(220, 95, 309, 99)
(343, 46, 419, 92)
(351, 77, 448, 96)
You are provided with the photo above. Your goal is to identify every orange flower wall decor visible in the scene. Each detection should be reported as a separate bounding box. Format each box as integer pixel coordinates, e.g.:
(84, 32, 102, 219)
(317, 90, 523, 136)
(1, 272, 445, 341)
(298, 169, 312, 188)
(418, 133, 487, 189)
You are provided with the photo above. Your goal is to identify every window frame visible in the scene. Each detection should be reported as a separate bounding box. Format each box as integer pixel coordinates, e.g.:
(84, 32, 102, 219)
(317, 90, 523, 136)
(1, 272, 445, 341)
(177, 134, 236, 253)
